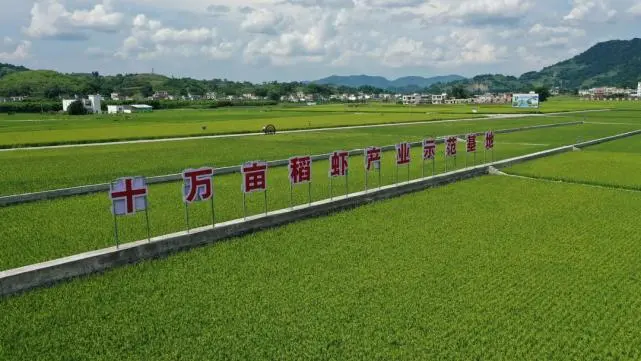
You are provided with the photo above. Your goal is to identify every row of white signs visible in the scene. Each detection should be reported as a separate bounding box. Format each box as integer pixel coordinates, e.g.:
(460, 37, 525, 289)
(109, 132, 495, 215)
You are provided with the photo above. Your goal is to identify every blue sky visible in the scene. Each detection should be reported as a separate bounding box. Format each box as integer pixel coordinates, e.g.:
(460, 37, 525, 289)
(1, 0, 640, 82)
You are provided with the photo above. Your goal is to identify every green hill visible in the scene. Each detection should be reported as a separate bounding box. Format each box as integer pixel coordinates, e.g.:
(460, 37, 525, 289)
(0, 63, 29, 78)
(0, 70, 88, 97)
(521, 38, 641, 89)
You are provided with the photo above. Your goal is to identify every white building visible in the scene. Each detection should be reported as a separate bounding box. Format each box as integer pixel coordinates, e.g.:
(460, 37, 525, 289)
(62, 95, 102, 114)
(107, 105, 124, 114)
(637, 82, 641, 97)
(402, 93, 430, 105)
(431, 94, 447, 104)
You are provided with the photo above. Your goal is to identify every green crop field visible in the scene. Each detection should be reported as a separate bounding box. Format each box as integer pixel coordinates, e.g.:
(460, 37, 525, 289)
(0, 108, 478, 147)
(505, 134, 641, 190)
(0, 115, 593, 195)
(4, 175, 641, 360)
(282, 96, 641, 114)
(0, 138, 547, 271)
(2, 97, 638, 148)
(3, 101, 641, 360)
(0, 109, 639, 269)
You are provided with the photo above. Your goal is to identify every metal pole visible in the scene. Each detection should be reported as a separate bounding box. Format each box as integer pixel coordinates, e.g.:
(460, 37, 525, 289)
(474, 151, 476, 165)
(345, 170, 348, 198)
(308, 181, 312, 205)
(407, 163, 410, 183)
(264, 189, 268, 215)
(465, 151, 468, 168)
(210, 191, 215, 227)
(112, 204, 119, 249)
(445, 153, 448, 172)
(243, 192, 247, 219)
(330, 176, 333, 200)
(290, 182, 293, 209)
(422, 157, 425, 178)
(378, 166, 382, 188)
(144, 200, 151, 242)
(184, 203, 190, 234)
(396, 163, 399, 184)
(365, 169, 368, 192)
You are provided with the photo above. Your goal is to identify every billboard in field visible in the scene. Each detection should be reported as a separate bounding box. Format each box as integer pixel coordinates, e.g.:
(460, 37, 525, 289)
(512, 94, 539, 108)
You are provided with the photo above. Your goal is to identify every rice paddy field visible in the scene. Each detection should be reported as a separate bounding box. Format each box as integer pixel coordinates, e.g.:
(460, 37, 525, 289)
(2, 99, 641, 360)
(0, 96, 626, 147)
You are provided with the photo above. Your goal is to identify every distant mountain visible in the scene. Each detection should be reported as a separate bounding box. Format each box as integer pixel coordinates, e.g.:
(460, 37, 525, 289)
(314, 74, 466, 91)
(520, 38, 641, 89)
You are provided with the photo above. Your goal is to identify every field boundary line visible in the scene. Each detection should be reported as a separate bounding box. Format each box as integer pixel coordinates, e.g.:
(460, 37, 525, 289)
(0, 121, 582, 207)
(0, 109, 599, 151)
(3, 126, 640, 298)
(498, 172, 641, 193)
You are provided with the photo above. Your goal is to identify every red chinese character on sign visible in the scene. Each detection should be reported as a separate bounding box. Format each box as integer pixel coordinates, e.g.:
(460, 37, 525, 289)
(289, 156, 312, 184)
(182, 167, 214, 203)
(110, 177, 148, 215)
(485, 131, 494, 150)
(329, 151, 349, 177)
(423, 139, 436, 160)
(446, 136, 458, 157)
(241, 161, 267, 193)
(365, 147, 381, 171)
(396, 142, 410, 165)
(467, 134, 477, 153)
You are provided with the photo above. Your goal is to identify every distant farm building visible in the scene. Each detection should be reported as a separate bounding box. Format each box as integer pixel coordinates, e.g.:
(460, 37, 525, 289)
(126, 104, 153, 113)
(107, 104, 153, 114)
(62, 95, 102, 114)
(107, 105, 124, 114)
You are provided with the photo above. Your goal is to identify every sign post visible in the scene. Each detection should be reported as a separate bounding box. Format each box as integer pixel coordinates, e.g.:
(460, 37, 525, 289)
(485, 130, 495, 162)
(364, 146, 381, 191)
(288, 156, 312, 207)
(445, 136, 457, 172)
(466, 133, 477, 167)
(329, 150, 349, 199)
(182, 167, 215, 233)
(109, 176, 150, 247)
(395, 142, 411, 183)
(241, 161, 268, 218)
(422, 138, 436, 177)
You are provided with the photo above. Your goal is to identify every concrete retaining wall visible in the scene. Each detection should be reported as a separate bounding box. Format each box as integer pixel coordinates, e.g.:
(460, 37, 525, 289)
(0, 121, 582, 207)
(1, 127, 639, 298)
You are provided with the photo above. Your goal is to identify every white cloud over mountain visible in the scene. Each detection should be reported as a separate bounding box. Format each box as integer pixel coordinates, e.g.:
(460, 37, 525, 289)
(2, 0, 640, 81)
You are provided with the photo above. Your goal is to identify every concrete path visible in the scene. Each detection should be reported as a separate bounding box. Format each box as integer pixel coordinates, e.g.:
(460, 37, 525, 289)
(0, 109, 609, 152)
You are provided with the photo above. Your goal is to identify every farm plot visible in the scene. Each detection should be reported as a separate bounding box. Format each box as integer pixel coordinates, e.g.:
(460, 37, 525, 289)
(0, 109, 478, 147)
(281, 97, 619, 114)
(0, 141, 543, 270)
(0, 116, 585, 195)
(3, 176, 641, 360)
(505, 134, 641, 190)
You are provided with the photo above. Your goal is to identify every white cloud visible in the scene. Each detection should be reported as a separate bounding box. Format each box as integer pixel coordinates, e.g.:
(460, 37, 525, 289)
(24, 0, 124, 39)
(564, 0, 617, 22)
(0, 41, 32, 61)
(116, 14, 232, 60)
(240, 9, 291, 35)
(529, 24, 586, 37)
(628, 3, 641, 15)
(449, 0, 533, 25)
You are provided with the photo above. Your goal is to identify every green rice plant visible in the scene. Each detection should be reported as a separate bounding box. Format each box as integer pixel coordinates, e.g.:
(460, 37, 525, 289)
(0, 141, 545, 270)
(3, 176, 641, 360)
(0, 116, 588, 195)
